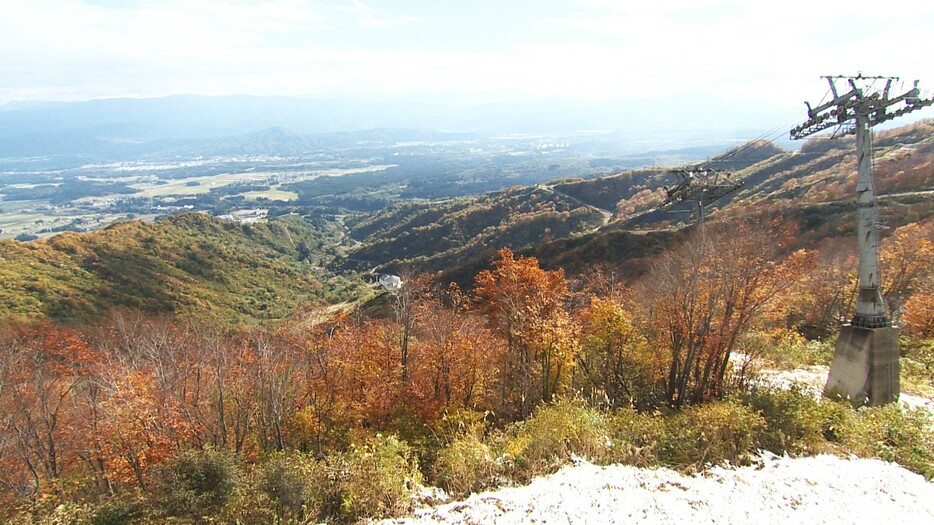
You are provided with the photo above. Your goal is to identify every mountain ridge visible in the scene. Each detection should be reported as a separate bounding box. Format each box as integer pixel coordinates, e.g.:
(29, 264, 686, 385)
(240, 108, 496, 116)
(0, 93, 797, 160)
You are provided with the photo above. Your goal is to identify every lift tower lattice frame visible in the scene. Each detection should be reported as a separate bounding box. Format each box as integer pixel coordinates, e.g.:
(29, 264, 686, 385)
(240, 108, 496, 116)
(790, 74, 934, 405)
(661, 167, 742, 227)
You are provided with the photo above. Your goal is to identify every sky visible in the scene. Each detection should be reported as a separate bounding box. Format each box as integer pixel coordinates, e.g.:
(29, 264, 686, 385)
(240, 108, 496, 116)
(2, 0, 934, 109)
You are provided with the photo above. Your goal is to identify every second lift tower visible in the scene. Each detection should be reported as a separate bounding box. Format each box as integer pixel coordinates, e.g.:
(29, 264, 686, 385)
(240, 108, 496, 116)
(790, 75, 934, 406)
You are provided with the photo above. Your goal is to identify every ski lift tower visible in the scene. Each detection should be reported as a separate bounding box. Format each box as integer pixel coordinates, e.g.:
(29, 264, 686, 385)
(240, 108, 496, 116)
(790, 75, 934, 406)
(662, 167, 743, 228)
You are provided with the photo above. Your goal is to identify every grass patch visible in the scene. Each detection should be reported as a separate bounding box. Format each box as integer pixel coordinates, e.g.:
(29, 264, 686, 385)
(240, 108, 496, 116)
(496, 399, 611, 483)
(242, 187, 298, 201)
(900, 338, 934, 397)
(329, 434, 423, 522)
(659, 399, 766, 470)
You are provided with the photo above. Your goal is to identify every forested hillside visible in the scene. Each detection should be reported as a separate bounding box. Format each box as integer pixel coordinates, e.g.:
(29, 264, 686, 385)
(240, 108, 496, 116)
(4, 122, 933, 322)
(0, 213, 361, 324)
(344, 185, 607, 272)
(551, 140, 783, 212)
(618, 120, 934, 228)
(336, 121, 934, 282)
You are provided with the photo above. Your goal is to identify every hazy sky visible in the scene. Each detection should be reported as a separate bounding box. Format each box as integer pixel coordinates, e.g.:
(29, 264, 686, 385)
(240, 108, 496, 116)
(2, 0, 934, 108)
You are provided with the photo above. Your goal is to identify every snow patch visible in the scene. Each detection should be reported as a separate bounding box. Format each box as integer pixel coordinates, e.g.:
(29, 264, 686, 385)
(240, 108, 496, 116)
(385, 358, 934, 524)
(900, 392, 934, 414)
(759, 365, 828, 396)
(760, 364, 934, 415)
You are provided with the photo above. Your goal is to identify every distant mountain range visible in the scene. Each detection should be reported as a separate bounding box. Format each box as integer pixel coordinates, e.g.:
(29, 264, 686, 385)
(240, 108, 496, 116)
(0, 94, 798, 160)
(3, 120, 932, 324)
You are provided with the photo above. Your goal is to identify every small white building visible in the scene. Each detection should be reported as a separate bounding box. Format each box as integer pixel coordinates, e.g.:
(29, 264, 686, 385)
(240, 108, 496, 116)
(378, 274, 403, 291)
(217, 209, 269, 224)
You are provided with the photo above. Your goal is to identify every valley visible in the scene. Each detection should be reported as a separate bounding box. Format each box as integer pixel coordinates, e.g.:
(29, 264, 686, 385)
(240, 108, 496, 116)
(0, 130, 733, 241)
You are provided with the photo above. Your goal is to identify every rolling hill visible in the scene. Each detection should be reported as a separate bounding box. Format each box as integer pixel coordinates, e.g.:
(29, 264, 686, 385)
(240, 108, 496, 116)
(0, 213, 361, 324)
(342, 185, 608, 273)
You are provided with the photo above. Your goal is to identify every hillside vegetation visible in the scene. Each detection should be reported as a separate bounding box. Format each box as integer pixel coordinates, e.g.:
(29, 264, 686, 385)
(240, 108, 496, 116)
(4, 121, 933, 323)
(344, 185, 607, 272)
(537, 122, 934, 232)
(0, 213, 360, 324)
(340, 121, 934, 282)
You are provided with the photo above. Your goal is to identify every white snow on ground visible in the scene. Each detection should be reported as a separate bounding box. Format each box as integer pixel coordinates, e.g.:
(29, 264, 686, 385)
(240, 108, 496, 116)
(760, 364, 934, 414)
(758, 365, 828, 394)
(384, 365, 934, 525)
(388, 454, 934, 525)
(901, 392, 934, 413)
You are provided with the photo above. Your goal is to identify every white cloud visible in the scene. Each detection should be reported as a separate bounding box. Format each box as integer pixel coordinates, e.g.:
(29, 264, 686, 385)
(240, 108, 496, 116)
(0, 0, 932, 107)
(344, 0, 422, 28)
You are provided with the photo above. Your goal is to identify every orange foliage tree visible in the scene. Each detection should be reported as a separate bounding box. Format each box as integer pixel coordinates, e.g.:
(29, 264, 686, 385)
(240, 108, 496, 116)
(0, 322, 96, 503)
(780, 237, 857, 336)
(881, 220, 934, 323)
(641, 221, 814, 406)
(903, 291, 934, 337)
(88, 313, 200, 488)
(475, 248, 577, 419)
(412, 284, 500, 413)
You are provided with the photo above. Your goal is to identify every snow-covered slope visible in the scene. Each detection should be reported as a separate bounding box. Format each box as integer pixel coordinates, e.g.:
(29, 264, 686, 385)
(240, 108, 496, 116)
(385, 360, 934, 525)
(390, 454, 934, 524)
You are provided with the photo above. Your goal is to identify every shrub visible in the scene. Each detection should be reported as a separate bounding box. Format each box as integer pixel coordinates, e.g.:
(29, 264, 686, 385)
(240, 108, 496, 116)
(331, 434, 422, 522)
(742, 386, 825, 455)
(900, 339, 934, 396)
(89, 500, 138, 525)
(433, 409, 491, 441)
(214, 452, 328, 525)
(153, 448, 240, 519)
(497, 399, 610, 483)
(215, 485, 278, 525)
(259, 451, 327, 523)
(3, 503, 93, 525)
(848, 405, 934, 479)
(605, 407, 666, 467)
(815, 398, 856, 445)
(660, 399, 765, 470)
(386, 405, 440, 474)
(432, 432, 497, 498)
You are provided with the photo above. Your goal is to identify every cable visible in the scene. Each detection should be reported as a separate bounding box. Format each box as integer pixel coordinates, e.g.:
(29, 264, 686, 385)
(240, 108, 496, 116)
(698, 85, 843, 171)
(652, 76, 931, 215)
(697, 108, 807, 170)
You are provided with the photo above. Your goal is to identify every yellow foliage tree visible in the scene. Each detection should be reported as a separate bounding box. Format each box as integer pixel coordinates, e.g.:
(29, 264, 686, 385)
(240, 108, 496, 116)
(576, 298, 659, 409)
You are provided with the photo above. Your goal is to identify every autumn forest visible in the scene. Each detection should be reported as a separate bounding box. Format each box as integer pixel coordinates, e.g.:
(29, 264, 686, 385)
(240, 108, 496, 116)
(2, 122, 934, 524)
(3, 210, 934, 523)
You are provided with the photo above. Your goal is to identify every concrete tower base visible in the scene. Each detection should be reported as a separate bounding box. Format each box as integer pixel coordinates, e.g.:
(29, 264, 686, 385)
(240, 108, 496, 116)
(823, 325, 900, 407)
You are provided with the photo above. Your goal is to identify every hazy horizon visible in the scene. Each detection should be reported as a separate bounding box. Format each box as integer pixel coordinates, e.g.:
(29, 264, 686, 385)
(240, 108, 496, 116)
(3, 0, 934, 111)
